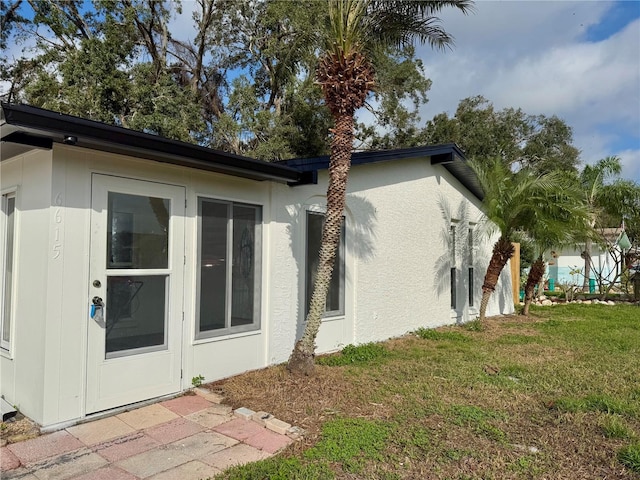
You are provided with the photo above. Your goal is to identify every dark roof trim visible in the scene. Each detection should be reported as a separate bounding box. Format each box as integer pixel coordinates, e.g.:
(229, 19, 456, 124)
(1, 103, 302, 184)
(2, 131, 53, 150)
(281, 143, 484, 200)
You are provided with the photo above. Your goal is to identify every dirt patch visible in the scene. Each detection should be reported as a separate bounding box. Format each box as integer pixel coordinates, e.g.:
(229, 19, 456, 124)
(1, 413, 40, 445)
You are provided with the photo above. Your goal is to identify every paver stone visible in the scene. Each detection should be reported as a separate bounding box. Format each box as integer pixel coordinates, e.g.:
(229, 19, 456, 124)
(201, 443, 270, 470)
(67, 416, 135, 446)
(213, 417, 264, 441)
(116, 404, 178, 430)
(148, 460, 220, 480)
(144, 418, 205, 445)
(160, 396, 212, 417)
(244, 428, 293, 454)
(7, 431, 84, 466)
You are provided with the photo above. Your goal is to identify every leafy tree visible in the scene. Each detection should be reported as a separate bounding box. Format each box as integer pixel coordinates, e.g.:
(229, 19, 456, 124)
(2, 0, 441, 160)
(422, 95, 581, 175)
(286, 0, 473, 376)
(470, 158, 588, 322)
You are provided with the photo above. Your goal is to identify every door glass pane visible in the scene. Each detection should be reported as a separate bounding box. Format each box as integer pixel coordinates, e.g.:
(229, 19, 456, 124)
(231, 205, 258, 326)
(106, 275, 167, 355)
(107, 193, 169, 269)
(199, 200, 228, 332)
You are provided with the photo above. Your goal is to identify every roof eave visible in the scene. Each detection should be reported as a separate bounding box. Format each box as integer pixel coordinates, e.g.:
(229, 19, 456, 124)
(281, 143, 483, 200)
(1, 103, 302, 184)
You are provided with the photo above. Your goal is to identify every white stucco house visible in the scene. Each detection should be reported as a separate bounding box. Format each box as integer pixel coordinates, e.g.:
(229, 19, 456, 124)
(0, 103, 514, 430)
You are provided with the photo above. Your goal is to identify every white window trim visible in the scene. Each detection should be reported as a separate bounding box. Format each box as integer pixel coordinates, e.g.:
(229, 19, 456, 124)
(1, 188, 18, 355)
(195, 197, 262, 340)
(304, 209, 346, 321)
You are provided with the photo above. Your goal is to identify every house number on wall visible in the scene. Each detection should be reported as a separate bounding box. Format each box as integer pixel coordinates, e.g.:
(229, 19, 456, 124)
(53, 192, 63, 259)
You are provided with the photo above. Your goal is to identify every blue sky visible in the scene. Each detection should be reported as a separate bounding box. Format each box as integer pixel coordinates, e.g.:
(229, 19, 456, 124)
(414, 0, 640, 182)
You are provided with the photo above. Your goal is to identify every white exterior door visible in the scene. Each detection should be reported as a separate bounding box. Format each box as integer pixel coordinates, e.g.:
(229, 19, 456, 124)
(87, 174, 185, 414)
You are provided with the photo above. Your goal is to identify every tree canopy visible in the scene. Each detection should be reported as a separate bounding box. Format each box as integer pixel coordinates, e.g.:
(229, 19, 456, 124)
(1, 0, 444, 160)
(419, 95, 581, 175)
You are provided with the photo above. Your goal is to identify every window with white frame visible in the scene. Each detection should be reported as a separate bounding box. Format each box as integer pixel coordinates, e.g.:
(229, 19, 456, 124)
(1, 192, 16, 351)
(306, 211, 345, 318)
(196, 198, 261, 338)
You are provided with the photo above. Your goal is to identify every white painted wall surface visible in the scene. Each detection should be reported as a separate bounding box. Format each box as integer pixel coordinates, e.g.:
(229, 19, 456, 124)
(0, 149, 52, 425)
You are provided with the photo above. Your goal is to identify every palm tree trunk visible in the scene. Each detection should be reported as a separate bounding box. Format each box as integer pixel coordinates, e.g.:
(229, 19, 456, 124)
(522, 255, 545, 315)
(287, 113, 354, 376)
(479, 236, 515, 322)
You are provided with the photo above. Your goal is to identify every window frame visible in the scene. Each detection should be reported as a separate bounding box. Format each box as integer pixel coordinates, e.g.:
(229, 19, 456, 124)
(195, 197, 262, 339)
(1, 190, 17, 353)
(305, 210, 345, 319)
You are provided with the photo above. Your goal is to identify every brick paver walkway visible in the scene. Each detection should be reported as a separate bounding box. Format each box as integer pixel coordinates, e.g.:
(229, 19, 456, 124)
(0, 389, 294, 479)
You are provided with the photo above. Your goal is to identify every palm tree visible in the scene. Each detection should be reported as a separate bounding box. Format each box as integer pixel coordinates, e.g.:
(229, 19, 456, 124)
(470, 158, 588, 322)
(520, 180, 591, 315)
(287, 0, 473, 375)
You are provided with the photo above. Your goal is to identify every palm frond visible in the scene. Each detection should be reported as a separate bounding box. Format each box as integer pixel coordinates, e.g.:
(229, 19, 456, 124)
(470, 157, 591, 247)
(325, 0, 473, 56)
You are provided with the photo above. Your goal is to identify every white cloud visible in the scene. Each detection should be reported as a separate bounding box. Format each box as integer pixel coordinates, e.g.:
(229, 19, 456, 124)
(415, 1, 640, 182)
(616, 149, 640, 182)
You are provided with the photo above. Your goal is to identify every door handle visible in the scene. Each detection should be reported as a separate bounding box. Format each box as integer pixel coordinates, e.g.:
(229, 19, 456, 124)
(90, 296, 105, 326)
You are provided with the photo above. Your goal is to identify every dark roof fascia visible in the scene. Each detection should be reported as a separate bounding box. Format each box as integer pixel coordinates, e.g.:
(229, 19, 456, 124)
(281, 143, 484, 200)
(1, 103, 302, 184)
(281, 143, 463, 170)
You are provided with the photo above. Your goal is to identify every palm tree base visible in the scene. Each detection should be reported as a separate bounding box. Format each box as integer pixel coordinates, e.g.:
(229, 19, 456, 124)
(287, 341, 316, 376)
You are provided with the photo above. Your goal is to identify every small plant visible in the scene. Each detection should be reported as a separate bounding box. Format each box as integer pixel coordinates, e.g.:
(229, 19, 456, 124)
(317, 342, 388, 366)
(191, 374, 205, 388)
(464, 319, 484, 332)
(618, 443, 640, 473)
(557, 265, 582, 302)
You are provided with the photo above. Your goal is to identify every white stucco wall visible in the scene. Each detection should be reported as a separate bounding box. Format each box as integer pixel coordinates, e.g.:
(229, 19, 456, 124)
(0, 149, 53, 425)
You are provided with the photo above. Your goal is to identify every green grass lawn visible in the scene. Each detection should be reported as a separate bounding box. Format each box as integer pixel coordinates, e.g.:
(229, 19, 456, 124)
(214, 304, 640, 479)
